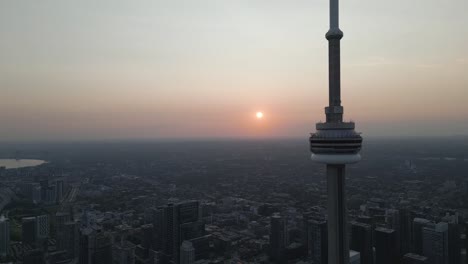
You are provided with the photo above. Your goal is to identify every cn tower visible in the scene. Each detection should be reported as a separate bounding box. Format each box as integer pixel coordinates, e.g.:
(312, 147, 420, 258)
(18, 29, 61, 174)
(309, 0, 363, 263)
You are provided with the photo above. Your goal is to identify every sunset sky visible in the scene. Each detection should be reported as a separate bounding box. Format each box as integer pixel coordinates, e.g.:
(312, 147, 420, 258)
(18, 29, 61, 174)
(1, 0, 467, 141)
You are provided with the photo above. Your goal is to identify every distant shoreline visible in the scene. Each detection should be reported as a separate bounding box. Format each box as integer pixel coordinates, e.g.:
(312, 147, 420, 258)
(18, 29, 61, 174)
(0, 159, 47, 169)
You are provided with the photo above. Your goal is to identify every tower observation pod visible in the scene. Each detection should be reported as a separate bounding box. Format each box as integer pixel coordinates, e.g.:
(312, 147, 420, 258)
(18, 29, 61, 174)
(309, 0, 362, 263)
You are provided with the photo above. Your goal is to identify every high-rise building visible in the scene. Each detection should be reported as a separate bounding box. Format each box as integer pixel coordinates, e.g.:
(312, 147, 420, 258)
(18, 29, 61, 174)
(270, 213, 286, 263)
(160, 201, 202, 264)
(180, 221, 205, 243)
(56, 212, 71, 252)
(79, 228, 113, 264)
(189, 235, 211, 261)
(306, 219, 327, 264)
(36, 215, 49, 241)
(386, 209, 400, 230)
(140, 224, 154, 258)
(178, 201, 199, 224)
(22, 216, 37, 246)
(413, 218, 431, 255)
(400, 208, 416, 255)
(0, 215, 10, 257)
(308, 1, 363, 264)
(55, 179, 64, 203)
(180, 240, 195, 264)
(350, 222, 374, 264)
(403, 253, 428, 264)
(161, 203, 176, 263)
(446, 222, 461, 264)
(422, 222, 449, 264)
(465, 222, 468, 264)
(79, 228, 91, 264)
(63, 221, 79, 259)
(375, 227, 398, 264)
(113, 240, 136, 264)
(45, 186, 57, 205)
(152, 207, 164, 251)
(32, 184, 42, 204)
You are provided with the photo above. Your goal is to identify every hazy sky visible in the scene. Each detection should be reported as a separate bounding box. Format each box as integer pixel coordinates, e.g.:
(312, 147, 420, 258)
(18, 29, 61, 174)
(1, 0, 467, 141)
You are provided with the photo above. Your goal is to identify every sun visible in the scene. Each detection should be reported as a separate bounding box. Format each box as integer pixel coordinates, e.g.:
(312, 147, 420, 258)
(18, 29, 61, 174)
(256, 112, 264, 119)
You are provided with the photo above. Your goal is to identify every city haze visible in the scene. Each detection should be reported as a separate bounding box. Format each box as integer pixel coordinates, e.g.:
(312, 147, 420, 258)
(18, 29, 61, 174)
(1, 0, 468, 140)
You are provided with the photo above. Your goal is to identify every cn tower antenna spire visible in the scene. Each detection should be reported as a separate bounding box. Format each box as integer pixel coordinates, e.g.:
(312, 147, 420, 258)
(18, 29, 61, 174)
(309, 0, 363, 263)
(330, 0, 339, 29)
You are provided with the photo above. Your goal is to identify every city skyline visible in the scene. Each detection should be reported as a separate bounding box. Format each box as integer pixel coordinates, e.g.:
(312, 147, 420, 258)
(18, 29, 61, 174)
(1, 0, 467, 141)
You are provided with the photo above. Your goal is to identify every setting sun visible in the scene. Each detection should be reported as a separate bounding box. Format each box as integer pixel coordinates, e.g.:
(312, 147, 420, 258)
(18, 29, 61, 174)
(256, 112, 264, 119)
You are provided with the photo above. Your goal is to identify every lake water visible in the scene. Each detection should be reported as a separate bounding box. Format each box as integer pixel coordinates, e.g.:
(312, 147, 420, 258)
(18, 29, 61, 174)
(0, 159, 47, 169)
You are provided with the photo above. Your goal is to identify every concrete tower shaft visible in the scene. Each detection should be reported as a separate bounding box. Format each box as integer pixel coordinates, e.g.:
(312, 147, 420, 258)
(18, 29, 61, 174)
(309, 0, 363, 263)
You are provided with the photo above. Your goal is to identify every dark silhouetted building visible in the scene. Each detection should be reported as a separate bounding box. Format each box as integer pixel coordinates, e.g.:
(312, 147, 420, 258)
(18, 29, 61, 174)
(447, 222, 461, 264)
(113, 240, 136, 264)
(375, 227, 398, 264)
(189, 234, 211, 261)
(422, 222, 448, 264)
(270, 213, 286, 263)
(413, 218, 431, 255)
(158, 201, 202, 264)
(0, 215, 10, 257)
(63, 221, 79, 259)
(55, 179, 64, 203)
(79, 228, 113, 264)
(306, 219, 327, 264)
(36, 215, 49, 241)
(180, 240, 195, 264)
(56, 212, 71, 253)
(400, 208, 416, 255)
(22, 217, 37, 246)
(350, 222, 373, 264)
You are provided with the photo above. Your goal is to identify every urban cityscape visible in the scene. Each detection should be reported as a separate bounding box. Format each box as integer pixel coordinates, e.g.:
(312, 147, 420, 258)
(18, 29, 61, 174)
(0, 138, 467, 264)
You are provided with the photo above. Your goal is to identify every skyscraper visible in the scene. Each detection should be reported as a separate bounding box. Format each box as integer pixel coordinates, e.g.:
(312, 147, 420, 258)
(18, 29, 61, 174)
(447, 223, 461, 264)
(113, 240, 136, 264)
(270, 213, 286, 263)
(63, 221, 79, 259)
(79, 228, 113, 264)
(55, 179, 64, 203)
(422, 222, 449, 264)
(400, 208, 416, 255)
(36, 215, 49, 241)
(306, 219, 327, 264)
(413, 218, 431, 255)
(188, 235, 211, 261)
(180, 240, 195, 264)
(56, 212, 71, 252)
(0, 215, 10, 257)
(160, 201, 202, 264)
(350, 222, 374, 264)
(309, 0, 363, 263)
(152, 207, 164, 251)
(375, 227, 399, 264)
(22, 216, 37, 246)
